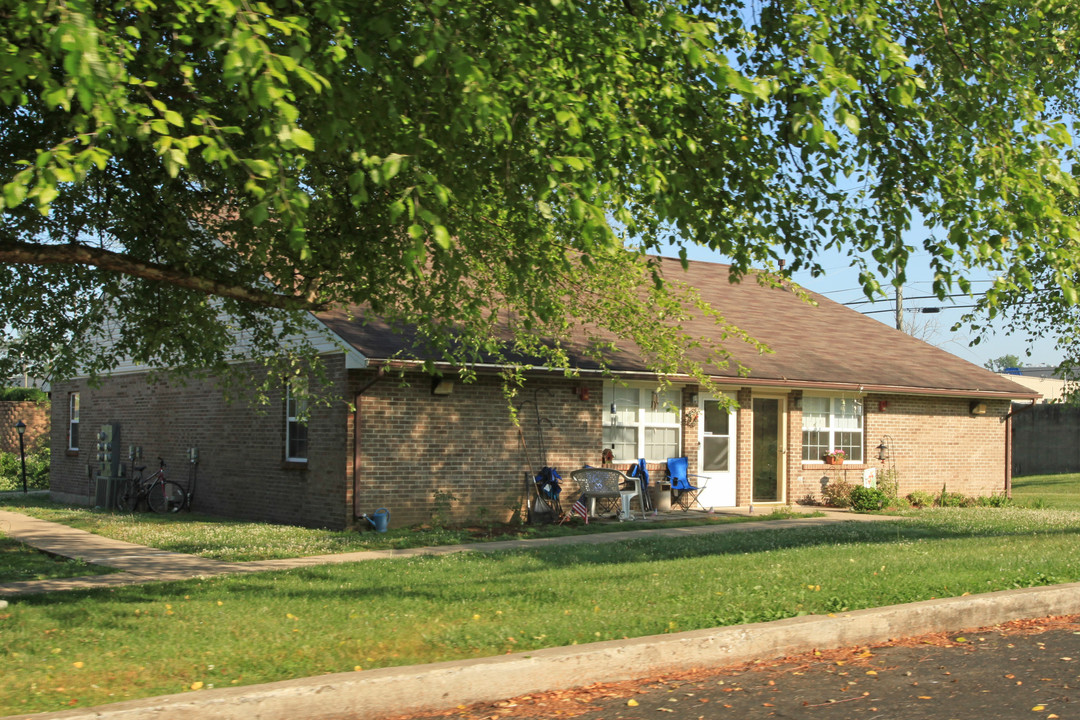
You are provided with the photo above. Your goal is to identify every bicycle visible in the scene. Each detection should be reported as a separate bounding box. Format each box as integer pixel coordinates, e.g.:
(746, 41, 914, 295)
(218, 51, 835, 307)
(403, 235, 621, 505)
(116, 458, 186, 513)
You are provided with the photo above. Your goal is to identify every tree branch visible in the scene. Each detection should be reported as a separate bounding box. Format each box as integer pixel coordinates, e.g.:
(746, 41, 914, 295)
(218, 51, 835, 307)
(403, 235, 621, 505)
(0, 240, 327, 312)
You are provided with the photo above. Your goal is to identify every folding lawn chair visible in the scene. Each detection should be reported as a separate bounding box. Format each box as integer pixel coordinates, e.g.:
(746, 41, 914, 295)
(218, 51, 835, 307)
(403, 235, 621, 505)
(626, 458, 653, 512)
(667, 457, 708, 511)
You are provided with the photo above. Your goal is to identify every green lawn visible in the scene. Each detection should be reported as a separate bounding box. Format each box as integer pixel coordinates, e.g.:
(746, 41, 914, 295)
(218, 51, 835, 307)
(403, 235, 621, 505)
(1012, 473, 1080, 509)
(0, 494, 815, 561)
(0, 532, 115, 583)
(4, 505, 1080, 715)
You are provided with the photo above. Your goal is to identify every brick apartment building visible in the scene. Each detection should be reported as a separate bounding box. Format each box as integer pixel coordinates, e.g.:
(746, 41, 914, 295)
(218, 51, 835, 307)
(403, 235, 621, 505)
(49, 259, 1037, 529)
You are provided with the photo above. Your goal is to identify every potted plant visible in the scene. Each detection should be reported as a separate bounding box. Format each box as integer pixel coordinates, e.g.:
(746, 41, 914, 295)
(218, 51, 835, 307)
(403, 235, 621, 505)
(823, 449, 847, 465)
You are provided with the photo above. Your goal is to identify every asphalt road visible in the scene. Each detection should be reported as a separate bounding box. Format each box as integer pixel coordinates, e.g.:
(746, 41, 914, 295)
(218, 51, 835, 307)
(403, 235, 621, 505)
(392, 616, 1080, 720)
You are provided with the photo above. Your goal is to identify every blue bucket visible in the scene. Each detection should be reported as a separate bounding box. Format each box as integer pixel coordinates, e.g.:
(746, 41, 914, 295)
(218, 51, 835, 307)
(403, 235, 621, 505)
(368, 508, 390, 533)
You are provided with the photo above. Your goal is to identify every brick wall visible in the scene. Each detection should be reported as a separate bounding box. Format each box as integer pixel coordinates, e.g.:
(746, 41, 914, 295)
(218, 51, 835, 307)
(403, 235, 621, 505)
(350, 371, 603, 527)
(734, 387, 754, 506)
(787, 393, 1011, 504)
(49, 356, 352, 529)
(46, 362, 1015, 529)
(0, 400, 50, 454)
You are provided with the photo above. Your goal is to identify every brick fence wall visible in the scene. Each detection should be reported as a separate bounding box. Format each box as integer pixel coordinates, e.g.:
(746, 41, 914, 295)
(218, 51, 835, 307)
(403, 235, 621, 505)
(1011, 404, 1080, 476)
(50, 357, 351, 529)
(0, 400, 50, 454)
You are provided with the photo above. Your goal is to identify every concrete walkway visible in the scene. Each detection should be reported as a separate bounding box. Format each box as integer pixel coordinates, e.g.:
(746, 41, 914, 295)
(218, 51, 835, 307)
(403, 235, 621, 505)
(0, 506, 882, 596)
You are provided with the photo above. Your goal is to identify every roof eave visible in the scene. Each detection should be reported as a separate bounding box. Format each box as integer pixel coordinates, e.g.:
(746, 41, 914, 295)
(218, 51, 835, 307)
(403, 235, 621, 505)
(361, 359, 1040, 401)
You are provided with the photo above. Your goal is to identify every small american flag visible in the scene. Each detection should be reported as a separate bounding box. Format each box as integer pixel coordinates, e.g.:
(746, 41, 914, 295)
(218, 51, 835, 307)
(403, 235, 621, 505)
(572, 498, 589, 524)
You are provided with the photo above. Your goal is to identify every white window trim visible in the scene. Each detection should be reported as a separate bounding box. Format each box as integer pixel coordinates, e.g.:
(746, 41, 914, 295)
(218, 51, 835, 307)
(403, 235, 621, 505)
(603, 382, 683, 463)
(801, 395, 864, 464)
(285, 384, 308, 463)
(68, 392, 80, 451)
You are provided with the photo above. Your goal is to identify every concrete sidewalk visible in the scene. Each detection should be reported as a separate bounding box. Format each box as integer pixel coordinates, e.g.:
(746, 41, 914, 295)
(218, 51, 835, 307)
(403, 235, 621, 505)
(0, 506, 883, 596)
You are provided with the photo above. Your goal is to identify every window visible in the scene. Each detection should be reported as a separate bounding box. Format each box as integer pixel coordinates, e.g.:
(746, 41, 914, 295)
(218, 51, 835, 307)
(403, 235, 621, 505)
(802, 396, 863, 462)
(285, 383, 308, 462)
(68, 393, 80, 451)
(602, 383, 682, 463)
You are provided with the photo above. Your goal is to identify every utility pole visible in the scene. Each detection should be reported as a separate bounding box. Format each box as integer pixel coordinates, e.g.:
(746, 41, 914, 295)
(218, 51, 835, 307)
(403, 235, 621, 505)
(894, 282, 903, 331)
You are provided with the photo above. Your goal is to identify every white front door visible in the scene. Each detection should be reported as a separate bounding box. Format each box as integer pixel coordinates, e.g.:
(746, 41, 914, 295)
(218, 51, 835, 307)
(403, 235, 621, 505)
(696, 393, 737, 507)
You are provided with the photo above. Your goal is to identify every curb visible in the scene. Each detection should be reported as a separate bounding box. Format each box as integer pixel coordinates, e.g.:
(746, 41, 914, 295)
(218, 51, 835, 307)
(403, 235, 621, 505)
(8, 580, 1080, 720)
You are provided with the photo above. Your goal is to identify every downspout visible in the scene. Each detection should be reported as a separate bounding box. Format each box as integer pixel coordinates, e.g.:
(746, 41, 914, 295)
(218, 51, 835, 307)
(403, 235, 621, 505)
(1002, 401, 1037, 498)
(352, 367, 387, 521)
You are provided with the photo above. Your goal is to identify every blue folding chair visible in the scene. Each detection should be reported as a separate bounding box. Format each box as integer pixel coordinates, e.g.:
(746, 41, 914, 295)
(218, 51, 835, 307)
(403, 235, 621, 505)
(666, 457, 707, 511)
(626, 458, 652, 512)
(532, 466, 563, 518)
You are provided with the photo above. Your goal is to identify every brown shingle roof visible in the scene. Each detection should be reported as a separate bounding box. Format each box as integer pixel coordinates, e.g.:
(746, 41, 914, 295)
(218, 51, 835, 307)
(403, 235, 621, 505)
(317, 257, 1037, 399)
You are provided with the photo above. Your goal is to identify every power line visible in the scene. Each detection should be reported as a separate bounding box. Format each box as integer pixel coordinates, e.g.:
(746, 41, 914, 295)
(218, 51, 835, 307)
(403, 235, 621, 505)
(844, 287, 1056, 308)
(859, 304, 980, 315)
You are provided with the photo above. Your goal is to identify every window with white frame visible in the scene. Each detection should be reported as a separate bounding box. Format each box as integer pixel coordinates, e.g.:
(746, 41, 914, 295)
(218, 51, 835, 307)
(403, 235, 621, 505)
(285, 383, 308, 462)
(602, 383, 682, 463)
(802, 396, 863, 462)
(68, 392, 80, 451)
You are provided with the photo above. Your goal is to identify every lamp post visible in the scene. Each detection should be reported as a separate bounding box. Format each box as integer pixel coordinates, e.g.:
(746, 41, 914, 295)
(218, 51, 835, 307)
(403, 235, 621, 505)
(15, 420, 27, 494)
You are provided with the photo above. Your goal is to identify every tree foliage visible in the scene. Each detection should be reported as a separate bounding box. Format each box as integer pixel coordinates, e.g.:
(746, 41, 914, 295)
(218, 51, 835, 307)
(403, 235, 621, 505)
(1, 0, 1078, 392)
(984, 355, 1024, 373)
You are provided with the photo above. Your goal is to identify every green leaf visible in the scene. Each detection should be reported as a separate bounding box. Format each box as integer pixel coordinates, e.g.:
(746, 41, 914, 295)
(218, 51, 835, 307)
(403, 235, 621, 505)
(433, 224, 452, 249)
(840, 110, 860, 135)
(244, 159, 275, 178)
(381, 154, 405, 182)
(808, 43, 834, 66)
(3, 181, 27, 208)
(290, 128, 315, 151)
(35, 185, 58, 208)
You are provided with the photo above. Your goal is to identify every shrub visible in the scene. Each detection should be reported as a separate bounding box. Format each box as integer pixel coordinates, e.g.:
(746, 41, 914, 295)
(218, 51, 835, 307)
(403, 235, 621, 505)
(906, 490, 935, 508)
(0, 446, 50, 491)
(877, 468, 900, 501)
(849, 485, 887, 512)
(937, 491, 971, 507)
(821, 478, 853, 508)
(0, 387, 49, 402)
(976, 493, 1013, 508)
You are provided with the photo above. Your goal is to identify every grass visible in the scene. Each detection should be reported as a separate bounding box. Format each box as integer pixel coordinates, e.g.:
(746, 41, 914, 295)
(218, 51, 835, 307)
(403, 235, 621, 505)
(1012, 473, 1080, 510)
(0, 494, 817, 561)
(2, 475, 1078, 715)
(0, 532, 115, 583)
(4, 506, 1080, 714)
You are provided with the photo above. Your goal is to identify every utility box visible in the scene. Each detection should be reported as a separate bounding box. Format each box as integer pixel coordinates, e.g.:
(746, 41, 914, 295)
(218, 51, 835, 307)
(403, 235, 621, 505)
(94, 423, 123, 509)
